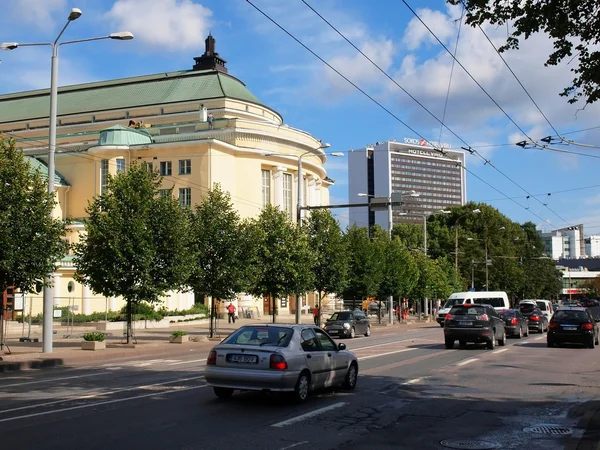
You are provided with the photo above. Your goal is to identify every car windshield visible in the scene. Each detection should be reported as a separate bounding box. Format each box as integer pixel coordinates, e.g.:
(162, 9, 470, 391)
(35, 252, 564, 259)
(553, 310, 589, 322)
(471, 297, 505, 308)
(329, 312, 352, 321)
(536, 301, 548, 310)
(222, 326, 293, 347)
(444, 298, 463, 308)
(450, 306, 485, 316)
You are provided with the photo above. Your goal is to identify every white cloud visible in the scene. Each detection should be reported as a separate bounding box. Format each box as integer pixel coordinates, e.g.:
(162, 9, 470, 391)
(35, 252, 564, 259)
(105, 0, 212, 51)
(4, 0, 66, 29)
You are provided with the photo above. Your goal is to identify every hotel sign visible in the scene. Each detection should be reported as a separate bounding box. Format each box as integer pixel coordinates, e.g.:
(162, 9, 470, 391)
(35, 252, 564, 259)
(403, 137, 450, 149)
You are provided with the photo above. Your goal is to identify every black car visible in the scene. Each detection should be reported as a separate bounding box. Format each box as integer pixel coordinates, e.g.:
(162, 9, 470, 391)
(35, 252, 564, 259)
(547, 306, 600, 348)
(499, 309, 529, 338)
(366, 301, 387, 318)
(444, 304, 506, 350)
(323, 310, 371, 338)
(518, 303, 549, 333)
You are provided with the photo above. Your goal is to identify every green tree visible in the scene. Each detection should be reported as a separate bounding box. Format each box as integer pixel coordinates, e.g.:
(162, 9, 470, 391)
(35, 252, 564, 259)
(304, 209, 348, 313)
(450, 0, 600, 105)
(74, 163, 193, 343)
(189, 185, 251, 337)
(0, 136, 69, 294)
(341, 225, 381, 309)
(246, 205, 315, 323)
(391, 222, 424, 250)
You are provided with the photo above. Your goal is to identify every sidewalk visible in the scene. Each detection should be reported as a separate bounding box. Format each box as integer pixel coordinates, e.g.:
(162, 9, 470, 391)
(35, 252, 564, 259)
(0, 314, 434, 373)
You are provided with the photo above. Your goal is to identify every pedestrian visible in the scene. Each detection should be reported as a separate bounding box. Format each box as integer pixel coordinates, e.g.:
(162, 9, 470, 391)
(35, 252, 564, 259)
(313, 305, 319, 326)
(395, 304, 400, 321)
(207, 112, 214, 129)
(226, 301, 236, 324)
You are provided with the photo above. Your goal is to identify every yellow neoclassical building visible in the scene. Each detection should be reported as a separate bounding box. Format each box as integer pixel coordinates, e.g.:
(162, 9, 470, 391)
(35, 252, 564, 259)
(0, 35, 334, 318)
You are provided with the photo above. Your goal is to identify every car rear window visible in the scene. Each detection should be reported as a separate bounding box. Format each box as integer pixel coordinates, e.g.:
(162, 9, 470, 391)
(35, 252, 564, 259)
(553, 310, 589, 322)
(499, 310, 515, 318)
(450, 306, 485, 315)
(329, 312, 352, 321)
(519, 304, 535, 313)
(536, 301, 549, 310)
(223, 326, 293, 347)
(471, 297, 505, 308)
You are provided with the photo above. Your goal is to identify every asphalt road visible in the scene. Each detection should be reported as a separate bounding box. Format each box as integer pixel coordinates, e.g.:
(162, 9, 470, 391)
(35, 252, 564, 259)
(1, 324, 598, 450)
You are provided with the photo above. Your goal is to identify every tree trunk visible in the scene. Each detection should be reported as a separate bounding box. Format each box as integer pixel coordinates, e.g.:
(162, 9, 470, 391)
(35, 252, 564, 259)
(317, 291, 322, 327)
(272, 293, 276, 324)
(209, 296, 215, 338)
(126, 300, 132, 344)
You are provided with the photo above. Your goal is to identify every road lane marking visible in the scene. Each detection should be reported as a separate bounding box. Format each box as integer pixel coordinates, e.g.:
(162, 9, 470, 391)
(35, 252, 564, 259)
(534, 336, 546, 341)
(494, 348, 509, 354)
(168, 359, 206, 366)
(402, 377, 427, 385)
(0, 384, 207, 424)
(0, 375, 204, 415)
(271, 402, 346, 428)
(349, 336, 435, 351)
(456, 358, 478, 366)
(358, 348, 416, 360)
(278, 441, 309, 450)
(0, 371, 112, 388)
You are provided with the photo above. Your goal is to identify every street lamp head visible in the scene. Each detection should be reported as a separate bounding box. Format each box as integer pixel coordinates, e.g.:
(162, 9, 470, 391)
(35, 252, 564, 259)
(329, 152, 344, 157)
(0, 42, 19, 50)
(440, 209, 451, 214)
(319, 142, 331, 149)
(357, 193, 369, 197)
(109, 31, 134, 40)
(472, 209, 481, 214)
(68, 8, 82, 21)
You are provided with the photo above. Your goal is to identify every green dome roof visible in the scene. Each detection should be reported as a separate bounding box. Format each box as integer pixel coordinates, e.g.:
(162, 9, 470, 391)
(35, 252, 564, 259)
(98, 125, 153, 146)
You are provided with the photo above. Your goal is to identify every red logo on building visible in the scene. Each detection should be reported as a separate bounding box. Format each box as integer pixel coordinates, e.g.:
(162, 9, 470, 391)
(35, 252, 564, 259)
(419, 139, 427, 146)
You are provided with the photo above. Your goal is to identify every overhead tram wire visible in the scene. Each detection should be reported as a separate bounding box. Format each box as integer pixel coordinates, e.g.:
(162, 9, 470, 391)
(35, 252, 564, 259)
(299, 0, 575, 228)
(484, 182, 600, 202)
(400, 0, 573, 228)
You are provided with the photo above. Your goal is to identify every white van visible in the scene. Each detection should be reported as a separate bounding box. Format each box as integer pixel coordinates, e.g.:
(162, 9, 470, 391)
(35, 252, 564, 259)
(520, 299, 554, 321)
(436, 291, 511, 327)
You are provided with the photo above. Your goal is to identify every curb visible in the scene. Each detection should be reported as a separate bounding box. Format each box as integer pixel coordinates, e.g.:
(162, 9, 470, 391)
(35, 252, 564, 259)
(0, 358, 63, 373)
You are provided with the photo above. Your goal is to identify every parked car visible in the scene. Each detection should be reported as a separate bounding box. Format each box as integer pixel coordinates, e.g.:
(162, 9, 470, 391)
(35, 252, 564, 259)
(323, 310, 370, 338)
(205, 324, 359, 402)
(498, 309, 529, 338)
(547, 306, 600, 348)
(518, 303, 549, 333)
(443, 304, 506, 350)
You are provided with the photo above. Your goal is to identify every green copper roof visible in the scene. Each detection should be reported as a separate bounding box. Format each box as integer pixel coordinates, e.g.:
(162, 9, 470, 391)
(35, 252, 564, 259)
(25, 156, 69, 187)
(98, 125, 153, 146)
(0, 70, 263, 124)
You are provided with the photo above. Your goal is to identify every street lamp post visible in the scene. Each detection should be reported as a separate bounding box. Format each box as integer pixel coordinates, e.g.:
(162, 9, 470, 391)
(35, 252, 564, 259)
(2, 8, 133, 353)
(453, 209, 481, 273)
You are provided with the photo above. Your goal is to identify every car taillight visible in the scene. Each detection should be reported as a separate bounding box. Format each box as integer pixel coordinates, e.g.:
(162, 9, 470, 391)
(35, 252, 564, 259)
(476, 314, 489, 321)
(445, 314, 454, 320)
(207, 350, 217, 365)
(582, 323, 594, 331)
(549, 322, 559, 329)
(270, 354, 288, 370)
(530, 315, 540, 321)
(510, 318, 518, 325)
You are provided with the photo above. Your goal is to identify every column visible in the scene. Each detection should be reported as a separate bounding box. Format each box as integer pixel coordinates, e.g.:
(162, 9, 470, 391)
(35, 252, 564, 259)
(307, 176, 316, 208)
(314, 180, 322, 206)
(83, 285, 92, 315)
(273, 166, 285, 211)
(53, 274, 62, 307)
(110, 296, 117, 312)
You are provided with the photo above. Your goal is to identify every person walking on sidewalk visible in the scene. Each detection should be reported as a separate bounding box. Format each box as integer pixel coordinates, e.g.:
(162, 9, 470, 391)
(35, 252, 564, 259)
(313, 305, 320, 326)
(226, 302, 236, 324)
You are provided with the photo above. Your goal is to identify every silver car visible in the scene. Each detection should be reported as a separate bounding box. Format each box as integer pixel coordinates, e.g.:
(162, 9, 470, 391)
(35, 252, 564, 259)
(205, 324, 358, 402)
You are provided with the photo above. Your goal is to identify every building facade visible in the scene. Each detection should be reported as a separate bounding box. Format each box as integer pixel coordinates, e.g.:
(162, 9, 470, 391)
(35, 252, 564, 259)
(0, 35, 333, 317)
(585, 236, 600, 258)
(348, 139, 466, 231)
(539, 226, 585, 260)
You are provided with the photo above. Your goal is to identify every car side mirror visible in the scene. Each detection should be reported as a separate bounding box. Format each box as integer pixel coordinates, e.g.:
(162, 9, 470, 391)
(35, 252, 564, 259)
(338, 343, 347, 351)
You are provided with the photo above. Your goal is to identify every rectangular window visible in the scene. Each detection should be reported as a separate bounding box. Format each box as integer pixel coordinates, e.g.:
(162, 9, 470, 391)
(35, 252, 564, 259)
(144, 162, 153, 172)
(100, 159, 109, 194)
(261, 169, 271, 207)
(283, 173, 292, 219)
(179, 159, 191, 175)
(160, 161, 172, 176)
(179, 187, 191, 208)
(159, 189, 171, 199)
(116, 158, 125, 173)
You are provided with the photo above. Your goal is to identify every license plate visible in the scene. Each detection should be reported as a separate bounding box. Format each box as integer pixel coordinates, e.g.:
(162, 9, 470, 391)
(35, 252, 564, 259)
(328, 330, 338, 334)
(563, 326, 577, 331)
(228, 354, 258, 363)
(458, 321, 473, 326)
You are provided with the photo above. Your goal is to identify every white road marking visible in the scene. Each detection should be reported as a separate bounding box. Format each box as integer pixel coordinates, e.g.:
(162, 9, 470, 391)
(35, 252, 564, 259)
(168, 359, 206, 366)
(0, 384, 207, 424)
(350, 337, 430, 352)
(402, 377, 426, 385)
(271, 402, 346, 428)
(105, 367, 122, 371)
(456, 358, 478, 367)
(0, 371, 112, 388)
(358, 348, 416, 360)
(278, 441, 309, 450)
(535, 335, 546, 341)
(494, 348, 509, 354)
(0, 375, 204, 415)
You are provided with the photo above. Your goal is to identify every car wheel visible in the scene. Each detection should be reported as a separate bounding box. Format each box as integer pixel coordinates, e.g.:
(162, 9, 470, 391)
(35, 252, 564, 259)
(499, 330, 506, 346)
(486, 333, 496, 350)
(588, 337, 595, 349)
(364, 326, 371, 337)
(444, 339, 454, 349)
(292, 372, 310, 403)
(350, 327, 356, 339)
(213, 387, 234, 399)
(440, 323, 445, 328)
(517, 326, 523, 339)
(342, 362, 358, 390)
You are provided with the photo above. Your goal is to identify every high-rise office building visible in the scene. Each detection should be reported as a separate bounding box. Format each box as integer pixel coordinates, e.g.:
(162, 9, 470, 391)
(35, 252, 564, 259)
(348, 139, 466, 231)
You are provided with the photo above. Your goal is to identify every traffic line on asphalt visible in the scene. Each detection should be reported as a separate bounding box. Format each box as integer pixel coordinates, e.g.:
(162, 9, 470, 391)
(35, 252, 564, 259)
(494, 348, 509, 354)
(271, 402, 346, 428)
(168, 359, 206, 366)
(534, 335, 546, 341)
(0, 384, 207, 424)
(402, 377, 428, 385)
(456, 358, 479, 367)
(0, 375, 205, 415)
(0, 371, 113, 388)
(358, 348, 416, 360)
(278, 441, 309, 450)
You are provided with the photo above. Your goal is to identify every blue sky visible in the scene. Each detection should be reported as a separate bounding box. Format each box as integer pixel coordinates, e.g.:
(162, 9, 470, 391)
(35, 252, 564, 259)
(1, 0, 600, 235)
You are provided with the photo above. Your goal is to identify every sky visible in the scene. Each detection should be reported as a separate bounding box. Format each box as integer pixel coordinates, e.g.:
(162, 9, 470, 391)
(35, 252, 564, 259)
(1, 0, 600, 236)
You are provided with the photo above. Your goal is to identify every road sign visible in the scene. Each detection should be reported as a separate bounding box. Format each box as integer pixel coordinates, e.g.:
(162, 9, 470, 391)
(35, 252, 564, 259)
(369, 197, 389, 211)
